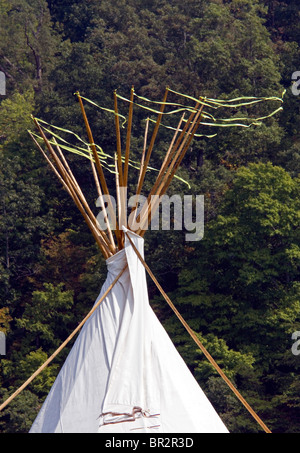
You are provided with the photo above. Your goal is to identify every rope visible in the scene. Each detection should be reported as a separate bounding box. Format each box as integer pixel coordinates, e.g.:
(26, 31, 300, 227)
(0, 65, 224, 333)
(0, 265, 127, 413)
(0, 235, 272, 434)
(125, 232, 272, 434)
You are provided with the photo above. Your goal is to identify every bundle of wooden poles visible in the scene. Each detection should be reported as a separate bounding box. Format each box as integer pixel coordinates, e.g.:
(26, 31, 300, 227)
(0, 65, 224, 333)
(29, 87, 204, 259)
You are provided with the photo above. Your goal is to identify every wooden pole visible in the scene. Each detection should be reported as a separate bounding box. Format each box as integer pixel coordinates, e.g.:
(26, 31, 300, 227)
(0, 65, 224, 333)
(137, 117, 150, 190)
(114, 90, 124, 187)
(84, 146, 116, 253)
(94, 179, 116, 253)
(123, 86, 134, 189)
(139, 105, 204, 236)
(134, 87, 169, 200)
(129, 118, 150, 229)
(158, 112, 186, 181)
(137, 103, 204, 235)
(158, 104, 204, 197)
(115, 154, 125, 248)
(76, 92, 122, 249)
(29, 132, 111, 259)
(114, 90, 127, 243)
(30, 123, 113, 257)
(136, 112, 185, 234)
(52, 137, 115, 253)
(146, 103, 200, 203)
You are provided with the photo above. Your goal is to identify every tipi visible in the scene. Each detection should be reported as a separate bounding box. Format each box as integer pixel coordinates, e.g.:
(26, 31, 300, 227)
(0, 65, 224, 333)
(29, 88, 228, 433)
(0, 87, 281, 432)
(29, 228, 228, 433)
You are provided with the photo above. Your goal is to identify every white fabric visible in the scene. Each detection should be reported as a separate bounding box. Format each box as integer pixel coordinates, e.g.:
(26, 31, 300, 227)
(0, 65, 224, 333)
(30, 229, 228, 433)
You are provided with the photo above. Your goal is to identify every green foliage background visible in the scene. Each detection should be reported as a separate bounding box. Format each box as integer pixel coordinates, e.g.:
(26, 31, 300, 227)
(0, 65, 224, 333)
(0, 0, 299, 433)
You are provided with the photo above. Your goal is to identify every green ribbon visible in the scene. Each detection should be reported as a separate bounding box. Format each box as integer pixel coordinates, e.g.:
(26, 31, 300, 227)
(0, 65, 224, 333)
(32, 87, 284, 191)
(31, 118, 191, 188)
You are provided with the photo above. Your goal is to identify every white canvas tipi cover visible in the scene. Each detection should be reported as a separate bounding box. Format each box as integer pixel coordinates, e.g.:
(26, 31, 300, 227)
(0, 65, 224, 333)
(30, 230, 228, 433)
